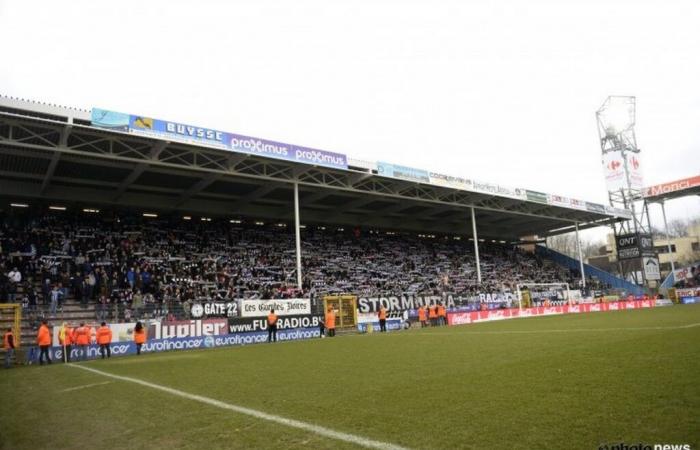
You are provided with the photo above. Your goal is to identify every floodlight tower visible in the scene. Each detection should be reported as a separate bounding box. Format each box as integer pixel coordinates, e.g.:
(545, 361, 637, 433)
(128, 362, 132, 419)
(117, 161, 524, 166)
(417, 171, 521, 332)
(596, 96, 655, 287)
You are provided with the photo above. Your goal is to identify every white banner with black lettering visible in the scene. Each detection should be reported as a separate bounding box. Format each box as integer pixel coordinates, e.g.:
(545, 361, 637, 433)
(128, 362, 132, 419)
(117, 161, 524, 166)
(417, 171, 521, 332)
(239, 298, 311, 317)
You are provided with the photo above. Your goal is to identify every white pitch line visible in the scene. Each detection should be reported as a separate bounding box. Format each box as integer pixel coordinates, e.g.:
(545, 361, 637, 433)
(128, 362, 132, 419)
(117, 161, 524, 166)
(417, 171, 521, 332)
(69, 364, 409, 450)
(405, 322, 700, 336)
(59, 381, 112, 393)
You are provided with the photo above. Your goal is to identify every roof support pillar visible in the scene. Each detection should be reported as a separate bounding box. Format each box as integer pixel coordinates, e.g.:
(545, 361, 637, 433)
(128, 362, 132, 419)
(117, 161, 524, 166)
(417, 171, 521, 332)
(471, 207, 481, 284)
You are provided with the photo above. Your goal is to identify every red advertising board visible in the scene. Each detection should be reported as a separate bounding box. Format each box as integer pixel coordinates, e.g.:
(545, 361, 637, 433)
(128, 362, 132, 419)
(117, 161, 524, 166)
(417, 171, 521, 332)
(446, 301, 655, 326)
(643, 175, 700, 199)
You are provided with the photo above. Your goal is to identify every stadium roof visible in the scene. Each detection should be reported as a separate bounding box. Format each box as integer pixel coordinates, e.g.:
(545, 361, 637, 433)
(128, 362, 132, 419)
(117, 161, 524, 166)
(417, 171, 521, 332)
(642, 175, 700, 203)
(0, 95, 630, 241)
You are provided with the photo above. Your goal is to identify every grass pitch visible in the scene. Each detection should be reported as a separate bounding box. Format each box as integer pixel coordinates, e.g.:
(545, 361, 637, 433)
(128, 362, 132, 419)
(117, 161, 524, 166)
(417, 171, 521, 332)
(2, 306, 699, 450)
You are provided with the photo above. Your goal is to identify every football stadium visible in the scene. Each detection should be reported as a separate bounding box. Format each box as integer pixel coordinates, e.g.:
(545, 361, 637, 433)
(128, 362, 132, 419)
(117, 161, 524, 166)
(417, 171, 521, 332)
(0, 94, 698, 449)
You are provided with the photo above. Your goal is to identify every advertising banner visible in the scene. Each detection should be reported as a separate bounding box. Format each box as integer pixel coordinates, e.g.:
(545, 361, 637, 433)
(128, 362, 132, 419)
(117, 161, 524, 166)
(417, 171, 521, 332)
(228, 133, 347, 170)
(602, 152, 643, 191)
(148, 319, 228, 340)
(675, 288, 700, 299)
(643, 257, 661, 280)
(446, 300, 654, 326)
(92, 108, 229, 149)
(616, 233, 654, 260)
(548, 195, 571, 208)
(377, 162, 430, 183)
(585, 202, 606, 214)
(603, 152, 626, 191)
(47, 328, 321, 361)
(357, 294, 455, 313)
(643, 175, 700, 199)
(228, 315, 322, 333)
(525, 190, 548, 204)
(190, 302, 239, 319)
(356, 312, 404, 332)
(239, 298, 311, 317)
(473, 181, 526, 200)
(605, 205, 633, 219)
(616, 233, 641, 260)
(673, 265, 699, 284)
(429, 172, 473, 191)
(91, 108, 348, 170)
(569, 198, 587, 210)
(625, 153, 644, 190)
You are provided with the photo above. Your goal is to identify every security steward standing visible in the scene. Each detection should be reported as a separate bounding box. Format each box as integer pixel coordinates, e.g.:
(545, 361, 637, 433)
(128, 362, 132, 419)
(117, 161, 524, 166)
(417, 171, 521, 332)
(325, 306, 336, 337)
(378, 306, 388, 332)
(4, 327, 15, 369)
(59, 322, 73, 363)
(417, 305, 427, 328)
(37, 320, 52, 365)
(74, 322, 91, 361)
(96, 322, 113, 359)
(267, 309, 278, 343)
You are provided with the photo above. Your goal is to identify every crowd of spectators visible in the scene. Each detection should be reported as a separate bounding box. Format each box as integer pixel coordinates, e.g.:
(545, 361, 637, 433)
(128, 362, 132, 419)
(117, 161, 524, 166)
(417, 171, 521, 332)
(0, 212, 596, 321)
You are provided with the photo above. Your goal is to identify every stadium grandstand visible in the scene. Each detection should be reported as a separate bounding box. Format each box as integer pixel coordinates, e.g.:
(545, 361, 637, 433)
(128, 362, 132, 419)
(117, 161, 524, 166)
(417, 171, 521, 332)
(0, 95, 646, 345)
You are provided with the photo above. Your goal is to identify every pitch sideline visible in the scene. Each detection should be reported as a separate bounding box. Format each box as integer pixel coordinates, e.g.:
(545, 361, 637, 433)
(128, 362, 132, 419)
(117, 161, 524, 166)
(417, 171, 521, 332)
(68, 364, 410, 450)
(59, 381, 112, 393)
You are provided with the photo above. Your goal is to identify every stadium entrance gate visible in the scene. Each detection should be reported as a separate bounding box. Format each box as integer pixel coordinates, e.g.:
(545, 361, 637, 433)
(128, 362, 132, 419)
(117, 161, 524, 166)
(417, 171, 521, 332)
(322, 295, 358, 330)
(0, 303, 22, 364)
(0, 303, 22, 348)
(516, 283, 572, 309)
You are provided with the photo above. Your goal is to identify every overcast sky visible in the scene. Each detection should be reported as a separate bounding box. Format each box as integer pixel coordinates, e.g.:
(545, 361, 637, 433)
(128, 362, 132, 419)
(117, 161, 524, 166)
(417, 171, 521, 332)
(1, 0, 698, 241)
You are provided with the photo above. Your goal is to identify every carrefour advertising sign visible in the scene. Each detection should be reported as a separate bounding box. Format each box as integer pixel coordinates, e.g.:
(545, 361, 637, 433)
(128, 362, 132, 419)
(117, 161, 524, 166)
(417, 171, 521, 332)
(91, 108, 348, 170)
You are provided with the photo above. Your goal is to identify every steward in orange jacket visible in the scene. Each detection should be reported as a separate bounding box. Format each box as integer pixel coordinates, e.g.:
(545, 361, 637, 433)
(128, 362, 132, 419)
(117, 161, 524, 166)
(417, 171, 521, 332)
(37, 320, 52, 365)
(96, 322, 112, 359)
(74, 322, 90, 361)
(437, 304, 447, 326)
(267, 310, 278, 343)
(60, 323, 73, 363)
(133, 322, 147, 355)
(417, 306, 427, 328)
(4, 327, 15, 369)
(325, 307, 336, 337)
(378, 306, 388, 332)
(428, 305, 438, 326)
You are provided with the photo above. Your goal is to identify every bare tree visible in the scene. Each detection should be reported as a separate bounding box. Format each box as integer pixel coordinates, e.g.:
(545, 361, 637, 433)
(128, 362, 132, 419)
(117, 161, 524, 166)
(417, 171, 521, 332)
(668, 218, 690, 237)
(547, 233, 603, 260)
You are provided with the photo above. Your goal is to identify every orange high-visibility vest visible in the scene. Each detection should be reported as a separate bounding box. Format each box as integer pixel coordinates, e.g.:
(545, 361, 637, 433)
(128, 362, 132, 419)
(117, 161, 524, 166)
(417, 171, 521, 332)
(61, 327, 73, 345)
(75, 327, 90, 346)
(3, 331, 14, 349)
(418, 307, 426, 321)
(378, 308, 387, 320)
(96, 326, 112, 345)
(428, 307, 437, 319)
(37, 325, 51, 346)
(438, 305, 446, 317)
(267, 313, 278, 326)
(325, 310, 336, 329)
(133, 329, 146, 344)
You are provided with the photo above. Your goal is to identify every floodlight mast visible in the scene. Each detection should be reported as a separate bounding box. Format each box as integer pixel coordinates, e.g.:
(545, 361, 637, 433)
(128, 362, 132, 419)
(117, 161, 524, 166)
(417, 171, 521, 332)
(596, 96, 655, 288)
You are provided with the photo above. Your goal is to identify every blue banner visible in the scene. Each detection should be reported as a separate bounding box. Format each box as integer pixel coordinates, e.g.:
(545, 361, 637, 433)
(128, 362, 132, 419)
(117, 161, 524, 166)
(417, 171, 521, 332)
(357, 318, 403, 332)
(44, 327, 320, 361)
(91, 108, 348, 170)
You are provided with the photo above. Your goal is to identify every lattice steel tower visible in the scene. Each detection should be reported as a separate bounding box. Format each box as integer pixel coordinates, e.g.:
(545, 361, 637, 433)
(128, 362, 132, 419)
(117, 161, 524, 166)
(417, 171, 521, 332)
(596, 96, 655, 287)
